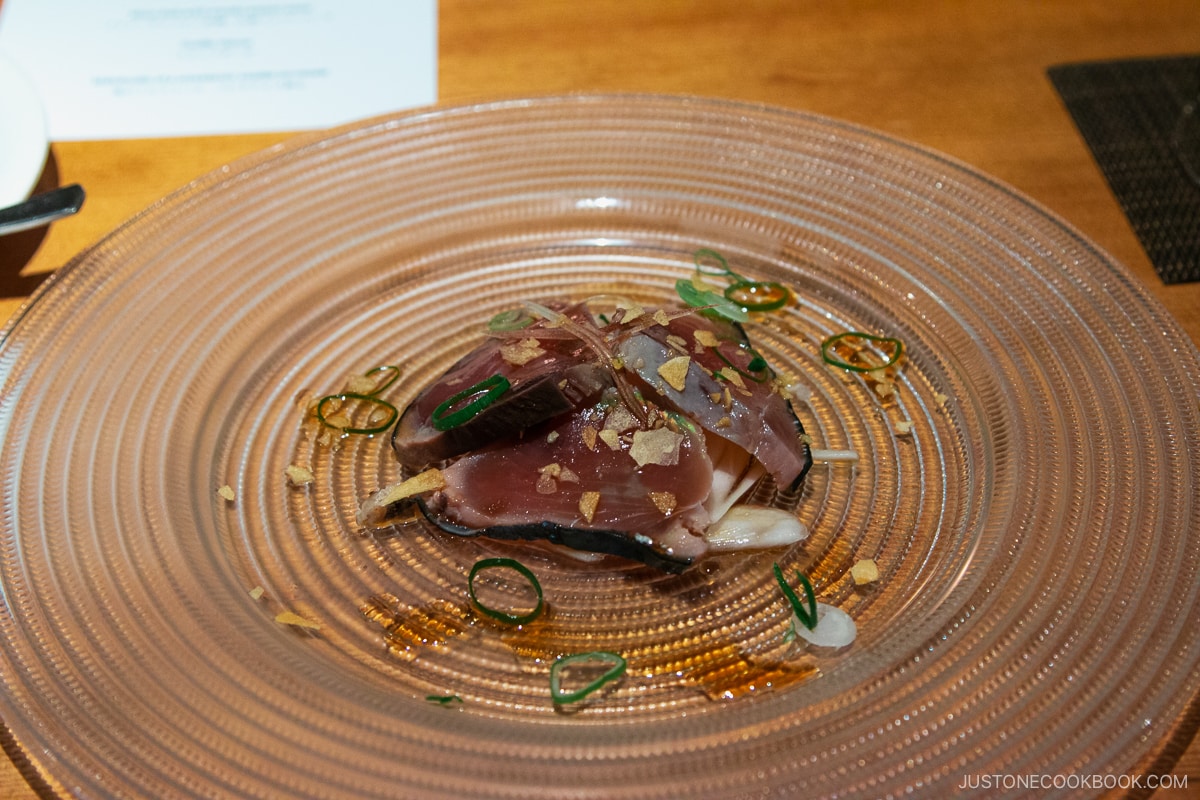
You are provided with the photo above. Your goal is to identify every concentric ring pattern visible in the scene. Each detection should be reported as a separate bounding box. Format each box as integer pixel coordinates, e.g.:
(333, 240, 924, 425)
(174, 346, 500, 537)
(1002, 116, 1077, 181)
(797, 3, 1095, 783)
(0, 95, 1197, 798)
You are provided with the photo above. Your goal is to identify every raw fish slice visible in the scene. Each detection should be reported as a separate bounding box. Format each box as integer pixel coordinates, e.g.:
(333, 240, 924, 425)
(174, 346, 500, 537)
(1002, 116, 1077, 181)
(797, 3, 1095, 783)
(374, 299, 813, 572)
(393, 331, 610, 466)
(428, 399, 714, 566)
(615, 313, 812, 488)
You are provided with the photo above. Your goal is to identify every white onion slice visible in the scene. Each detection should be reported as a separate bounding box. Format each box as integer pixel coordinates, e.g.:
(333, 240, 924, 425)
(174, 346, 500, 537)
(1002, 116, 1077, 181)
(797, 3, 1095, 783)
(786, 381, 813, 403)
(701, 433, 762, 521)
(794, 603, 857, 648)
(704, 505, 808, 551)
(809, 448, 859, 463)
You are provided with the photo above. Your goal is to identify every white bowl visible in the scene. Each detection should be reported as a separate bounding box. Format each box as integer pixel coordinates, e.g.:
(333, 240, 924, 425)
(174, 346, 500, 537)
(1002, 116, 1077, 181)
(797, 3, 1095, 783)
(0, 51, 48, 207)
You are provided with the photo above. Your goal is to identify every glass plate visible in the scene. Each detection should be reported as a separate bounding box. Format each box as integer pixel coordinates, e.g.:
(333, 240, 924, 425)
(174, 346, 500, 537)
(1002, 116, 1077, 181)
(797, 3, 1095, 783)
(1, 95, 1198, 799)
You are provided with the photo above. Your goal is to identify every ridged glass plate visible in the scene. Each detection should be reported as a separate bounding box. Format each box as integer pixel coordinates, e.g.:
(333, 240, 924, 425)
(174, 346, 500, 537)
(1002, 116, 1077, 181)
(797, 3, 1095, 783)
(1, 95, 1198, 799)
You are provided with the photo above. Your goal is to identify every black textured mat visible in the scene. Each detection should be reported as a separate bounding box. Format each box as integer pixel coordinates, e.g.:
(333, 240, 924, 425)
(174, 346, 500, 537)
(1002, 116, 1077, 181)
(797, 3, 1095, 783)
(1048, 55, 1200, 284)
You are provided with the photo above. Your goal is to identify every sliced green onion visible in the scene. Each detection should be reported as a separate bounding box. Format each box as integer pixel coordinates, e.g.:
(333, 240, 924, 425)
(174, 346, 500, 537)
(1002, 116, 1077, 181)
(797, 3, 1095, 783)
(487, 308, 535, 332)
(666, 411, 699, 434)
(675, 279, 749, 323)
(316, 393, 399, 435)
(686, 248, 794, 319)
(774, 563, 818, 631)
(693, 247, 740, 279)
(820, 331, 904, 372)
(431, 374, 511, 431)
(724, 280, 789, 312)
(426, 694, 463, 706)
(363, 365, 401, 395)
(468, 557, 544, 625)
(549, 651, 627, 705)
(712, 344, 770, 383)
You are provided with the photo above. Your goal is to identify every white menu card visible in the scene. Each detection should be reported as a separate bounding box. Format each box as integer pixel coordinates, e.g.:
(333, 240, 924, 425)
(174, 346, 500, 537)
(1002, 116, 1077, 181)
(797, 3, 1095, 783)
(0, 0, 437, 140)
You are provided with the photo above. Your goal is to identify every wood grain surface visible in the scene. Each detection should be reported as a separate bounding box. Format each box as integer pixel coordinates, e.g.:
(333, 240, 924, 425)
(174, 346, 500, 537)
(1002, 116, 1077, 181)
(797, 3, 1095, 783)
(1, 1, 1197, 797)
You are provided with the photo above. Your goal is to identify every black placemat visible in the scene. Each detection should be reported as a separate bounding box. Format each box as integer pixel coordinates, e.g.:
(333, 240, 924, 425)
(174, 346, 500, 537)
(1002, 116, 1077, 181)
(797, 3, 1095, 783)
(1048, 55, 1200, 284)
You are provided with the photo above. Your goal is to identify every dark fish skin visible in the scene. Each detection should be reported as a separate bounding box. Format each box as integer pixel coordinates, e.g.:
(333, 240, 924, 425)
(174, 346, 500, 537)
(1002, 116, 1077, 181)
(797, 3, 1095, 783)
(414, 498, 694, 574)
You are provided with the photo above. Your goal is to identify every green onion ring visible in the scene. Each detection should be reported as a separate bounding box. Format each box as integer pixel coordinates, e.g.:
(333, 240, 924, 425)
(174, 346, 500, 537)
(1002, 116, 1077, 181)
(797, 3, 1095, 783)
(712, 344, 771, 383)
(316, 393, 399, 435)
(431, 374, 511, 431)
(363, 364, 401, 395)
(724, 280, 789, 312)
(425, 694, 463, 706)
(693, 247, 738, 279)
(820, 331, 904, 372)
(549, 651, 627, 705)
(774, 563, 818, 631)
(467, 557, 544, 625)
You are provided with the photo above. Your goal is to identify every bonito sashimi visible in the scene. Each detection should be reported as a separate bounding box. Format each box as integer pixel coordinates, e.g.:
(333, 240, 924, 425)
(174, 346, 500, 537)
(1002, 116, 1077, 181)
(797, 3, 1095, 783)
(615, 308, 811, 490)
(359, 298, 812, 572)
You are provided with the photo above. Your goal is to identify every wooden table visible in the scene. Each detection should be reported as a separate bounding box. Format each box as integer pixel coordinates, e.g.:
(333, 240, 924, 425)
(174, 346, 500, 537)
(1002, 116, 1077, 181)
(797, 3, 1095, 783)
(1, 1, 1197, 796)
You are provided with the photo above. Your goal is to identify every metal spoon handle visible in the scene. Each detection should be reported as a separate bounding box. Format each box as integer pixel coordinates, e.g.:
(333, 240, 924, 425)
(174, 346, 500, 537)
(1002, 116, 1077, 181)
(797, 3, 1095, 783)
(0, 184, 86, 236)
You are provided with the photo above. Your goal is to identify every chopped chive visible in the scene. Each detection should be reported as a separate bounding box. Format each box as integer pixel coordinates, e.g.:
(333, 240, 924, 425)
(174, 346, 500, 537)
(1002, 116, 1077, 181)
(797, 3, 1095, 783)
(820, 331, 904, 372)
(487, 308, 535, 332)
(431, 374, 511, 431)
(724, 280, 789, 312)
(550, 651, 627, 705)
(316, 393, 398, 435)
(468, 557, 544, 625)
(773, 563, 818, 631)
(426, 694, 463, 706)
